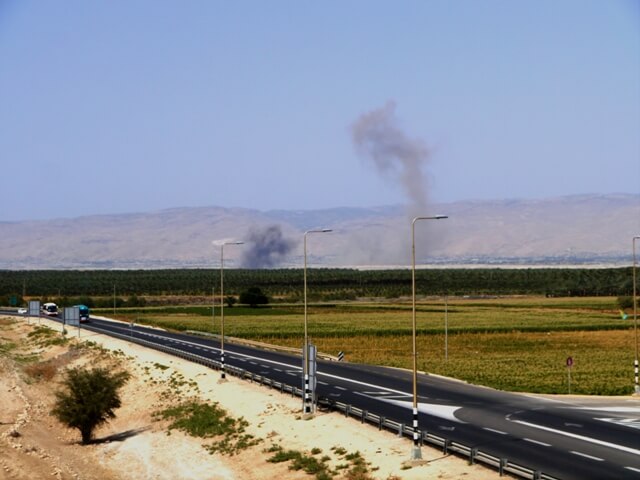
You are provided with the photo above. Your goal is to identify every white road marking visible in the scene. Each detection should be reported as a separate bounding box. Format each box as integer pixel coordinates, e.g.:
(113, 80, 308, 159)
(570, 451, 604, 462)
(523, 438, 551, 447)
(355, 392, 464, 423)
(512, 420, 640, 456)
(335, 386, 347, 391)
(625, 467, 640, 473)
(574, 407, 640, 413)
(483, 427, 507, 435)
(595, 417, 640, 431)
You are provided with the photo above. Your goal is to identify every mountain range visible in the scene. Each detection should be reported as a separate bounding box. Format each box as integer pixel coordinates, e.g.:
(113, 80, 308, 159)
(1, 194, 638, 269)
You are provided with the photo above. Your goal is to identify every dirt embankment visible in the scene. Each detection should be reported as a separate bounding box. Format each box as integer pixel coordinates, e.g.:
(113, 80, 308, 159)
(0, 316, 500, 480)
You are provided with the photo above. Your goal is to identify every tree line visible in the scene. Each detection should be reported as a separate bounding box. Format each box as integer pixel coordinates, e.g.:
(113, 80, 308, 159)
(0, 267, 634, 302)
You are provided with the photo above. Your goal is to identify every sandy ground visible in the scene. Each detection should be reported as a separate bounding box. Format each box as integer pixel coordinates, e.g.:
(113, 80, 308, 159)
(0, 316, 502, 480)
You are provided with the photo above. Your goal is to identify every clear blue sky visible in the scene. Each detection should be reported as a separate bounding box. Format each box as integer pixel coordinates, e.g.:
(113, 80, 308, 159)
(1, 0, 638, 221)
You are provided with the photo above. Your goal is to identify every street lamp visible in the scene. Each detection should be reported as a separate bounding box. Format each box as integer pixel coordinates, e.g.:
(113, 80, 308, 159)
(633, 236, 640, 394)
(220, 241, 243, 380)
(303, 228, 332, 417)
(410, 215, 448, 460)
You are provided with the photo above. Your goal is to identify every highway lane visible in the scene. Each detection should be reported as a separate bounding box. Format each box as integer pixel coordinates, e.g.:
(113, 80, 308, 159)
(6, 311, 640, 479)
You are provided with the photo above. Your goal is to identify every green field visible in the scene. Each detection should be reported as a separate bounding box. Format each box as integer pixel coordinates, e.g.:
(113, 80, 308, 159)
(99, 296, 638, 396)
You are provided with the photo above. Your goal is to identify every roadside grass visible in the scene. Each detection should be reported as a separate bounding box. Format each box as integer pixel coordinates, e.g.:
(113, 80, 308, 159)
(104, 296, 637, 395)
(27, 325, 69, 348)
(266, 444, 375, 480)
(154, 400, 261, 455)
(0, 337, 17, 356)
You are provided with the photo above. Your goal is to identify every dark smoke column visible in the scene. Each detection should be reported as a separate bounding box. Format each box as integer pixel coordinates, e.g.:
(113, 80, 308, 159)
(351, 101, 431, 214)
(241, 225, 296, 268)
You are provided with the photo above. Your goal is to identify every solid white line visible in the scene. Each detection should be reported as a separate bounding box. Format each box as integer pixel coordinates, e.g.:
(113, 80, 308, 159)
(523, 438, 551, 447)
(570, 451, 604, 462)
(483, 427, 508, 435)
(513, 420, 640, 456)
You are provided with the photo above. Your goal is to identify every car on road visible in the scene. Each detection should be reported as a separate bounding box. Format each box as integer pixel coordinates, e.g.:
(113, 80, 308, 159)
(42, 302, 58, 316)
(17, 307, 27, 314)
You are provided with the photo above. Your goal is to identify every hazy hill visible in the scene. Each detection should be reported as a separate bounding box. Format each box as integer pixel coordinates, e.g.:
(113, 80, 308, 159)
(0, 194, 638, 269)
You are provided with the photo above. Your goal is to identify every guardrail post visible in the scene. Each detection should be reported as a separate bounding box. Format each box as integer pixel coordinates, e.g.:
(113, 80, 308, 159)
(379, 416, 384, 430)
(398, 423, 404, 438)
(443, 439, 451, 454)
(361, 410, 367, 423)
(499, 458, 507, 476)
(470, 447, 477, 465)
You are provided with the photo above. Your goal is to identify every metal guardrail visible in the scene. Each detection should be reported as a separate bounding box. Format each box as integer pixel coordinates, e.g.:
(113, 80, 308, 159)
(46, 319, 561, 480)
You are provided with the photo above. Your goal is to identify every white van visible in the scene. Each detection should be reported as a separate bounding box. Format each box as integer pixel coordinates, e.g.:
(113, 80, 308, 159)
(42, 302, 59, 316)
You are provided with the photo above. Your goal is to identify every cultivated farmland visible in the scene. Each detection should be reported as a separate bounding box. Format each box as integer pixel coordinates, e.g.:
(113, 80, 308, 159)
(101, 296, 636, 396)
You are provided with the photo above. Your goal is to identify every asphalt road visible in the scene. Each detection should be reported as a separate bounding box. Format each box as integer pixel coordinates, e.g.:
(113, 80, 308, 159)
(6, 312, 640, 479)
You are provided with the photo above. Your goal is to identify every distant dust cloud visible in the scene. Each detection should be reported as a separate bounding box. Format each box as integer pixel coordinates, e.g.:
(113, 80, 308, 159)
(351, 100, 431, 215)
(241, 225, 296, 268)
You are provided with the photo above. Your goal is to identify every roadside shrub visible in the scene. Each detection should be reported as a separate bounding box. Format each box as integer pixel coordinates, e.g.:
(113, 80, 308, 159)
(617, 296, 635, 310)
(239, 287, 269, 308)
(52, 367, 130, 444)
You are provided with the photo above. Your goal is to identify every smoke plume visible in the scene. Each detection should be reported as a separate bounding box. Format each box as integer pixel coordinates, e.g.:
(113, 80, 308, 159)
(241, 225, 296, 268)
(351, 101, 430, 213)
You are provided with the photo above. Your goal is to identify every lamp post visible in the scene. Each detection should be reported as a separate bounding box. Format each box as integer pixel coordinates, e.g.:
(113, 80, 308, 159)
(220, 241, 243, 380)
(303, 228, 332, 417)
(411, 215, 448, 460)
(633, 236, 640, 394)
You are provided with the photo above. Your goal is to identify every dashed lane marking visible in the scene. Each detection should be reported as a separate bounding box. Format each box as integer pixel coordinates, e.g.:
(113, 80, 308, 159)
(483, 427, 508, 435)
(523, 438, 551, 447)
(513, 420, 640, 456)
(570, 451, 604, 462)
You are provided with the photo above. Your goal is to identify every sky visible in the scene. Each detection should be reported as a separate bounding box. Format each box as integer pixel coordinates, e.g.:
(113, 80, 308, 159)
(1, 0, 638, 222)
